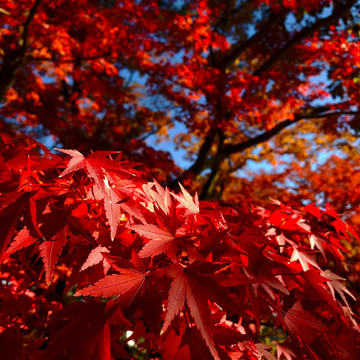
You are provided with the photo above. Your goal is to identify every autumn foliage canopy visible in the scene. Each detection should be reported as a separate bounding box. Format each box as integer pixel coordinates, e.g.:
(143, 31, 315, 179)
(1, 0, 360, 359)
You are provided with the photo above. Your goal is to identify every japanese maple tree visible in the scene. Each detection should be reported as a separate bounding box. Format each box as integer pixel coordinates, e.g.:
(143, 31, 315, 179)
(1, 0, 360, 359)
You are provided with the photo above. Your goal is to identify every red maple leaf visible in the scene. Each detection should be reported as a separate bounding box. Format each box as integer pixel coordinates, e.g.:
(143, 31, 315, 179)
(6, 227, 38, 256)
(80, 245, 110, 272)
(282, 301, 326, 344)
(129, 223, 178, 259)
(57, 149, 143, 239)
(40, 228, 66, 284)
(75, 269, 146, 304)
(0, 192, 31, 258)
(162, 264, 220, 360)
(76, 250, 149, 307)
(172, 182, 199, 215)
(276, 343, 296, 360)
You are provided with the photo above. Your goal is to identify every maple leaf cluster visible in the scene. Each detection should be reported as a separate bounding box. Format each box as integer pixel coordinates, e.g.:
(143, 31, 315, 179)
(1, 0, 360, 358)
(1, 133, 359, 359)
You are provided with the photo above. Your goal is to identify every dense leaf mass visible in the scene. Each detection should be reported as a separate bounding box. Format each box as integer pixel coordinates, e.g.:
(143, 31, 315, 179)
(0, 140, 359, 359)
(1, 0, 360, 359)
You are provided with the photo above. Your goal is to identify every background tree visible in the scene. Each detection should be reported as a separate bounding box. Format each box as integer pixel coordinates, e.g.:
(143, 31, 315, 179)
(1, 0, 360, 359)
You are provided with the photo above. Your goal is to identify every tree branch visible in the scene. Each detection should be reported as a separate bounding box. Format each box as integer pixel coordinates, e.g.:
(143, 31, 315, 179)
(28, 52, 111, 63)
(199, 165, 221, 200)
(216, 10, 286, 70)
(21, 0, 42, 48)
(253, 0, 357, 76)
(222, 108, 360, 157)
(299, 110, 360, 119)
(188, 134, 214, 173)
(198, 108, 359, 199)
(0, 0, 42, 100)
(0, 7, 11, 16)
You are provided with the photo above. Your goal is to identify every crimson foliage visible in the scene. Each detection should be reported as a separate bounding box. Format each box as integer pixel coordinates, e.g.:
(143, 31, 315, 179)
(0, 135, 359, 359)
(1, 0, 360, 358)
